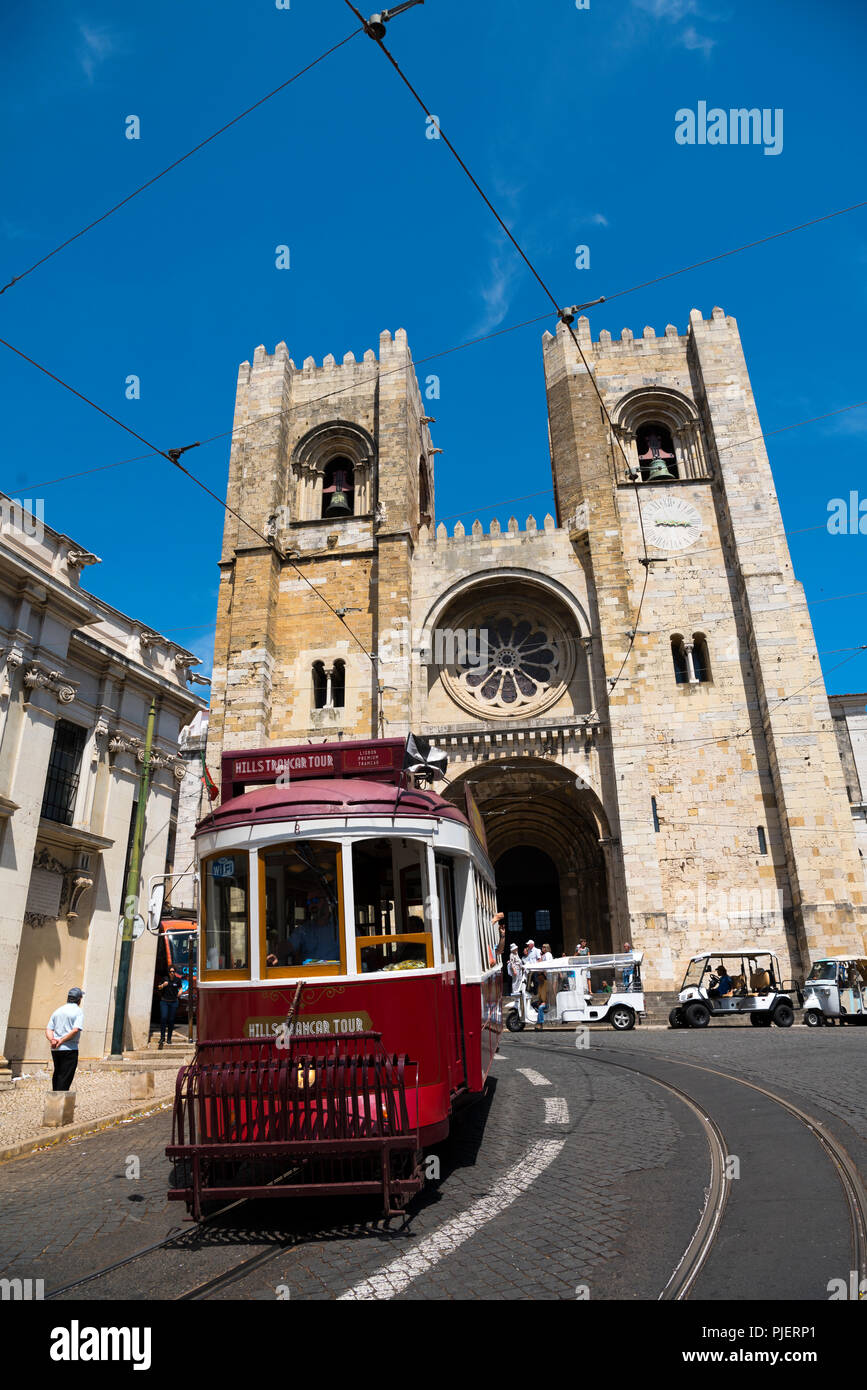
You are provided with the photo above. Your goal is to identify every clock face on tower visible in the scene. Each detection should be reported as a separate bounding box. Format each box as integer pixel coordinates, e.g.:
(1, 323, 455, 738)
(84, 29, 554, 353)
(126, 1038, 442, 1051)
(642, 496, 703, 552)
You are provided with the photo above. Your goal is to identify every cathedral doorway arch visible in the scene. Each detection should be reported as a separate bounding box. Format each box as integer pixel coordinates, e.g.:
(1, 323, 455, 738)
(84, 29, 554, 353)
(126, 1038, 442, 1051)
(447, 757, 615, 956)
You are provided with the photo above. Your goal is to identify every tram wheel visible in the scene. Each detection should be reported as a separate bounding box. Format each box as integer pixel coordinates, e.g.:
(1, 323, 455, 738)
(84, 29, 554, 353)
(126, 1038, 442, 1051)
(506, 1011, 525, 1032)
(804, 1009, 824, 1028)
(684, 1001, 710, 1029)
(772, 1002, 795, 1028)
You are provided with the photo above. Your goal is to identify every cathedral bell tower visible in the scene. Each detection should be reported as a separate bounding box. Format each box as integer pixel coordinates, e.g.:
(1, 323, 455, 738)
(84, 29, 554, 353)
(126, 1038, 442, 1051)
(543, 308, 865, 975)
(207, 329, 436, 776)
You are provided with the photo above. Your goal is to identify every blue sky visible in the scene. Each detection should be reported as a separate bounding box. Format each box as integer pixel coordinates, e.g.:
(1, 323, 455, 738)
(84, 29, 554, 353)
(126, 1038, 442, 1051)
(1, 0, 865, 691)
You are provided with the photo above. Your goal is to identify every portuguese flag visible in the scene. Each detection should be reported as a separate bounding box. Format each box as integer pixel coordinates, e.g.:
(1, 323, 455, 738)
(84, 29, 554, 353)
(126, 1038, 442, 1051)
(201, 753, 219, 802)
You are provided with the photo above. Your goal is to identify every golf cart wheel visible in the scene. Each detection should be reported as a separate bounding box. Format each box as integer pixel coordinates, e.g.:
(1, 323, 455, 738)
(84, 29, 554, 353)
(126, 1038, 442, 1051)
(684, 1001, 710, 1029)
(804, 1009, 824, 1028)
(505, 1011, 525, 1033)
(772, 1001, 795, 1028)
(668, 1007, 685, 1029)
(609, 1005, 635, 1031)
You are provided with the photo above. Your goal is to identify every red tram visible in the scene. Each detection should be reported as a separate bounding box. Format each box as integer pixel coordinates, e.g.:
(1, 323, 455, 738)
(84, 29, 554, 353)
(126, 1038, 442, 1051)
(167, 737, 502, 1216)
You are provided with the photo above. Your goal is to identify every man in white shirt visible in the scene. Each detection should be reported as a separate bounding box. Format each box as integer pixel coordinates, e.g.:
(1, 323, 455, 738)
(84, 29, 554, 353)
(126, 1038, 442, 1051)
(525, 940, 541, 964)
(45, 988, 84, 1092)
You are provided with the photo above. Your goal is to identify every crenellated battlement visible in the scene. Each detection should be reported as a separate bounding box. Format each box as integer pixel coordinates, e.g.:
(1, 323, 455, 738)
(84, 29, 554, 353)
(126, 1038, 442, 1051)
(419, 513, 559, 543)
(543, 305, 735, 356)
(239, 327, 412, 380)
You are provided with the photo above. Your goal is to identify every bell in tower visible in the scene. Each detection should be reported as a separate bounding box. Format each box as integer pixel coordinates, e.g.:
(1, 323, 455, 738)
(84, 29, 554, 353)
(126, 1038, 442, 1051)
(638, 429, 677, 482)
(321, 461, 354, 518)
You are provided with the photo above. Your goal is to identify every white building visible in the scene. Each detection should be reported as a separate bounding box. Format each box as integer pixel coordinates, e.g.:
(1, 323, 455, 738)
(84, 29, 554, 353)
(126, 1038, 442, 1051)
(0, 497, 204, 1083)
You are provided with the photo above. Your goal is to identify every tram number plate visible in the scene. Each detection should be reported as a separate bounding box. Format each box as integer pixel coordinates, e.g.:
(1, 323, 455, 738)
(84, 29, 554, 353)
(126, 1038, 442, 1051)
(211, 857, 236, 880)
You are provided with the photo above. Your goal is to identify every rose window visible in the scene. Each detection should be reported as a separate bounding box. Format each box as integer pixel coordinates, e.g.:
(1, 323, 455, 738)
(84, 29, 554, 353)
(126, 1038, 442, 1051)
(451, 615, 565, 715)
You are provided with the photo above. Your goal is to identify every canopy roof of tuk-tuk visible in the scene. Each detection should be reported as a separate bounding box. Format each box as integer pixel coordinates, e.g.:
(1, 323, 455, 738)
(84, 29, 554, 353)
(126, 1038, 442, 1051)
(521, 951, 643, 970)
(811, 955, 867, 965)
(689, 949, 779, 962)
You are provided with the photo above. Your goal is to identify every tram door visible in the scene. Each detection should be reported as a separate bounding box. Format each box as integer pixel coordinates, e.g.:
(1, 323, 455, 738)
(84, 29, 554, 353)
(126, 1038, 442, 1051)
(436, 856, 466, 1093)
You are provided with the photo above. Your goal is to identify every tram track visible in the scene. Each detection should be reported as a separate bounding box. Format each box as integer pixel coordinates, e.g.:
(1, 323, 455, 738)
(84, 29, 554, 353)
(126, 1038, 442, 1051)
(530, 1037, 867, 1299)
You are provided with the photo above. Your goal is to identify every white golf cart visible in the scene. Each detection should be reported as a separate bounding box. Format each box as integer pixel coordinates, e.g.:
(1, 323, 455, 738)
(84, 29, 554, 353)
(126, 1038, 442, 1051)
(669, 949, 801, 1029)
(802, 956, 867, 1027)
(504, 951, 645, 1032)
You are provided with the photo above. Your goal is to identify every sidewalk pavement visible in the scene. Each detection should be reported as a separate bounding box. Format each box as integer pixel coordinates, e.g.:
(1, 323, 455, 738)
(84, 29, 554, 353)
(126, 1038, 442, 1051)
(0, 1065, 179, 1161)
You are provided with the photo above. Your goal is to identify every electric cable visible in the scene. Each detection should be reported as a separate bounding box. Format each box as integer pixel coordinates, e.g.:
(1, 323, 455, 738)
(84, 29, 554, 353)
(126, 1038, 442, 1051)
(0, 27, 363, 297)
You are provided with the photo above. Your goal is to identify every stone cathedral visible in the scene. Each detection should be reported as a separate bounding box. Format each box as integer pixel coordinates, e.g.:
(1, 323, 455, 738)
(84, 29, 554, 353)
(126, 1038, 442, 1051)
(206, 307, 866, 989)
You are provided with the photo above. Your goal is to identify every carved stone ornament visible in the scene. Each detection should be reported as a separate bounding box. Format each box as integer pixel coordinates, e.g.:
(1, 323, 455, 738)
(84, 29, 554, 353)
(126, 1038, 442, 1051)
(108, 732, 143, 759)
(66, 873, 94, 921)
(443, 606, 576, 721)
(174, 652, 201, 672)
(66, 548, 102, 570)
(23, 665, 76, 704)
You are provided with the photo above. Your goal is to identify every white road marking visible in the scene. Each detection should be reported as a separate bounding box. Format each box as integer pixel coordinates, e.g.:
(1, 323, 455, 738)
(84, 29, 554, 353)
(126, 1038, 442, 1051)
(337, 1137, 567, 1301)
(517, 1067, 551, 1087)
(544, 1096, 569, 1125)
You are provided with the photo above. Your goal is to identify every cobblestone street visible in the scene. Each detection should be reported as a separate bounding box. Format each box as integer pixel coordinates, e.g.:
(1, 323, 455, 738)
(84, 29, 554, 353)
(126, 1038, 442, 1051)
(1, 1027, 863, 1303)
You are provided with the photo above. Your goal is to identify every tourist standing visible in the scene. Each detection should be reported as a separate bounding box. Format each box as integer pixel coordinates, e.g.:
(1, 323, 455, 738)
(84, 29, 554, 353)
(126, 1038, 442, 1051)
(45, 988, 84, 1092)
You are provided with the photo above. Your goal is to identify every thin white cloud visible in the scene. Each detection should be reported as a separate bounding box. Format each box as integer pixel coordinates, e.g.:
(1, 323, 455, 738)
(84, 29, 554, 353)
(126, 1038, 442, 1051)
(470, 244, 523, 338)
(591, 213, 609, 227)
(78, 23, 118, 82)
(632, 0, 697, 18)
(681, 24, 716, 56)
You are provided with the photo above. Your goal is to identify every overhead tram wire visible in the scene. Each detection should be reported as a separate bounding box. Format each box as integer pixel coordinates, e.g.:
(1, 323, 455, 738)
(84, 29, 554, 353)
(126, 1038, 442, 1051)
(0, 333, 390, 725)
(343, 3, 662, 694)
(0, 27, 364, 298)
(343, 7, 867, 694)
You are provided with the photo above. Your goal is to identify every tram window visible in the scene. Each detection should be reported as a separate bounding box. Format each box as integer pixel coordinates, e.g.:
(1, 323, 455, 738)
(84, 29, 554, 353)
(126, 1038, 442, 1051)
(435, 856, 456, 964)
(202, 853, 249, 974)
(352, 838, 432, 973)
(261, 841, 343, 974)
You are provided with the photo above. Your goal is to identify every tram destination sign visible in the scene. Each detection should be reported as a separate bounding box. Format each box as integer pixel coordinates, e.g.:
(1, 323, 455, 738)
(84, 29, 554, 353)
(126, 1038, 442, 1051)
(223, 738, 407, 797)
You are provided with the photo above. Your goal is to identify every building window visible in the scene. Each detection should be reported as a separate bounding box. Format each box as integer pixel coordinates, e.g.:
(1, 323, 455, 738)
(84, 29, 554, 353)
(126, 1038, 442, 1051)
(41, 720, 87, 825)
(637, 423, 678, 481)
(671, 635, 689, 685)
(757, 826, 768, 855)
(312, 660, 345, 710)
(535, 909, 551, 934)
(651, 796, 660, 832)
(419, 459, 431, 527)
(692, 633, 712, 683)
(507, 911, 522, 933)
(321, 457, 354, 518)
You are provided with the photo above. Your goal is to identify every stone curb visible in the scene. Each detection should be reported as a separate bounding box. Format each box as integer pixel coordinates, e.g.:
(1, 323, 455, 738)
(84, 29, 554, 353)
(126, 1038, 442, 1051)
(0, 1094, 175, 1166)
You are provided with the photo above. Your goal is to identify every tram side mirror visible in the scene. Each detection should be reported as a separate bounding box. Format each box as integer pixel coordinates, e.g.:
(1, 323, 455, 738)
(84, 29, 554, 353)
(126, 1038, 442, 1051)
(148, 882, 166, 934)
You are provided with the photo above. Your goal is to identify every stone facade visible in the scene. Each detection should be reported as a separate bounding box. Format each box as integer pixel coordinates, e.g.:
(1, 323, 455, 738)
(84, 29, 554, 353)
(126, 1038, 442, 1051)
(829, 693, 867, 883)
(205, 311, 866, 989)
(0, 500, 204, 1078)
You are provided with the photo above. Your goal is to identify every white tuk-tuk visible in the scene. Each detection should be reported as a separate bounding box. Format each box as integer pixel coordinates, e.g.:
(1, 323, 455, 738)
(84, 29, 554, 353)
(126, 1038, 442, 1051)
(802, 957, 867, 1027)
(504, 951, 645, 1032)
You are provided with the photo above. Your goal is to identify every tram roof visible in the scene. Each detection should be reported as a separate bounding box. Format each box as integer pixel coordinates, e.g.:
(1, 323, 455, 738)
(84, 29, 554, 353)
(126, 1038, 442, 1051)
(195, 778, 471, 837)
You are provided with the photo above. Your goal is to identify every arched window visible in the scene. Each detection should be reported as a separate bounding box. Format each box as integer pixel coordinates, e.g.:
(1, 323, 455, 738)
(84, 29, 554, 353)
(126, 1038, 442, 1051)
(320, 457, 355, 519)
(419, 459, 431, 527)
(332, 660, 346, 709)
(612, 388, 709, 482)
(692, 633, 712, 683)
(637, 423, 678, 481)
(671, 635, 689, 685)
(312, 660, 345, 710)
(312, 661, 327, 709)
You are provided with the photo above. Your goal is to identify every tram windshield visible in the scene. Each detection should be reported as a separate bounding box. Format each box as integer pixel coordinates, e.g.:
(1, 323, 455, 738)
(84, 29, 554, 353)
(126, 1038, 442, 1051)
(262, 841, 343, 972)
(352, 838, 432, 973)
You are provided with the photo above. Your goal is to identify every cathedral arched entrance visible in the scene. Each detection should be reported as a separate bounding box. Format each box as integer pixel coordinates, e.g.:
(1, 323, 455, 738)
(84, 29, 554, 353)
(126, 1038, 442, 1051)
(495, 846, 562, 952)
(447, 757, 614, 956)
